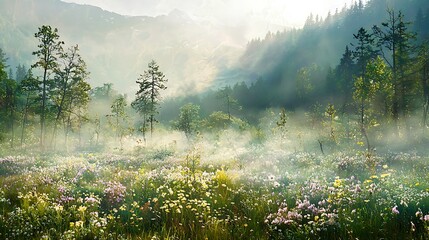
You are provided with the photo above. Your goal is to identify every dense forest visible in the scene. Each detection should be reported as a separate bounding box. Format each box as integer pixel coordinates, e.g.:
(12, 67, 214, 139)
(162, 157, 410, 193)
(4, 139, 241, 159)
(2, 0, 429, 239)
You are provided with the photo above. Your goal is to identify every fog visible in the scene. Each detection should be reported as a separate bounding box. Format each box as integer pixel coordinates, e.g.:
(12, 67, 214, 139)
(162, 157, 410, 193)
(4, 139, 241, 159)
(62, 0, 360, 37)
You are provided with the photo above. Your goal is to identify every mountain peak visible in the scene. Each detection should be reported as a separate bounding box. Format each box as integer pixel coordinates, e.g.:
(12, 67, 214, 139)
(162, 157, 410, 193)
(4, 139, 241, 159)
(168, 8, 190, 20)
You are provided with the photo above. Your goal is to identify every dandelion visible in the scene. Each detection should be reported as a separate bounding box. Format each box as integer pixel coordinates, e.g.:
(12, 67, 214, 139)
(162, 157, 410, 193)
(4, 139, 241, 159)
(333, 179, 342, 188)
(380, 173, 390, 178)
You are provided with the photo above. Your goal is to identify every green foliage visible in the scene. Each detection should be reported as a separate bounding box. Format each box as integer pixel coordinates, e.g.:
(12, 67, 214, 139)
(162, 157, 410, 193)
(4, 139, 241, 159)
(202, 111, 231, 132)
(173, 103, 201, 139)
(51, 45, 91, 148)
(216, 86, 241, 120)
(373, 9, 417, 123)
(276, 108, 288, 141)
(32, 25, 65, 148)
(134, 60, 168, 137)
(296, 64, 319, 99)
(325, 103, 337, 142)
(334, 46, 356, 109)
(108, 95, 132, 149)
(418, 42, 429, 127)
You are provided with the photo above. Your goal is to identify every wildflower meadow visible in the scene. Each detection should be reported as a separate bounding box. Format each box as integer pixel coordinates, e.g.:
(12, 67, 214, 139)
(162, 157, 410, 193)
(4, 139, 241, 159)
(0, 130, 429, 240)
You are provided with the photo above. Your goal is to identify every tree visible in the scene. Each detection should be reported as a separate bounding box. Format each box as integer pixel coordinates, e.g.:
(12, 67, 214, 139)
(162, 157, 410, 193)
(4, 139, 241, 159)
(89, 83, 118, 146)
(32, 25, 64, 149)
(351, 27, 378, 150)
(373, 10, 416, 127)
(108, 95, 130, 149)
(131, 93, 151, 143)
(335, 45, 356, 112)
(366, 56, 393, 119)
(276, 108, 288, 142)
(51, 44, 89, 148)
(64, 78, 91, 148)
(0, 49, 8, 140)
(134, 60, 168, 137)
(353, 56, 392, 152)
(15, 64, 27, 83)
(19, 69, 39, 147)
(217, 86, 241, 121)
(296, 65, 316, 100)
(417, 42, 429, 128)
(2, 78, 18, 148)
(325, 103, 337, 143)
(0, 49, 19, 148)
(90, 83, 116, 102)
(202, 111, 231, 132)
(173, 103, 201, 140)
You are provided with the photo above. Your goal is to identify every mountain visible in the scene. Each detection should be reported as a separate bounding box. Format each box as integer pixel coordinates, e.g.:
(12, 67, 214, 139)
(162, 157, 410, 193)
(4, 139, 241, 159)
(0, 0, 245, 97)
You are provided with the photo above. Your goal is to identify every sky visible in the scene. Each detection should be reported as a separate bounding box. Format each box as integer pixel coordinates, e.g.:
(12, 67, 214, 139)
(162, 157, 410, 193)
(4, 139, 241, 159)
(62, 0, 359, 29)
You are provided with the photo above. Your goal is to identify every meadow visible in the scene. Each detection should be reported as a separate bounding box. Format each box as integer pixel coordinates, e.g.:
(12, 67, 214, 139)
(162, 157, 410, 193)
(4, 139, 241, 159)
(1, 123, 429, 240)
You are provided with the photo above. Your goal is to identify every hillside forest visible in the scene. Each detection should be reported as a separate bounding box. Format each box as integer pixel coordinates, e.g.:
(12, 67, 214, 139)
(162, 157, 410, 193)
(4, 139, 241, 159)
(1, 0, 429, 239)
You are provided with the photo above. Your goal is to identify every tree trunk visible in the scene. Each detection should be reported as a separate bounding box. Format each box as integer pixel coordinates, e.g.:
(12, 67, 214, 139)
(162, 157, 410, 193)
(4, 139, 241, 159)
(41, 67, 47, 150)
(21, 93, 30, 148)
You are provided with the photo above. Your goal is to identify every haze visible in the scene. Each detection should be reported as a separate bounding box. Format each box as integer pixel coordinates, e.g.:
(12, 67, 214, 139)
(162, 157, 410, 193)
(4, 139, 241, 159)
(62, 0, 359, 37)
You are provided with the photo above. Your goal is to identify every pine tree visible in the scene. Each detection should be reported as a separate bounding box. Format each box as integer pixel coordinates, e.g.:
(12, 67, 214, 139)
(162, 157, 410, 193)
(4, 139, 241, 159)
(32, 25, 64, 149)
(418, 43, 429, 128)
(373, 10, 416, 127)
(134, 60, 167, 137)
(19, 69, 39, 147)
(335, 45, 356, 112)
(351, 27, 378, 128)
(351, 27, 378, 152)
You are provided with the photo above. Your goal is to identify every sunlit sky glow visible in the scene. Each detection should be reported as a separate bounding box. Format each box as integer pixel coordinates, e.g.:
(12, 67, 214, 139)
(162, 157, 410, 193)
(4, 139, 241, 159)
(62, 0, 362, 29)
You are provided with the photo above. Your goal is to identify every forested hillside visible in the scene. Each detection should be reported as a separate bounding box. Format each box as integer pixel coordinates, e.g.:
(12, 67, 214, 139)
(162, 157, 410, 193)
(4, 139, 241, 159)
(158, 0, 429, 124)
(229, 0, 429, 108)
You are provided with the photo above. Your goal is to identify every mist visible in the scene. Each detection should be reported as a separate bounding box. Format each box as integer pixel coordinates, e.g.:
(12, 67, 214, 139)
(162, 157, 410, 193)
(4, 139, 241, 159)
(1, 0, 429, 239)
